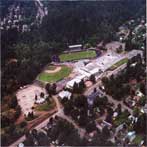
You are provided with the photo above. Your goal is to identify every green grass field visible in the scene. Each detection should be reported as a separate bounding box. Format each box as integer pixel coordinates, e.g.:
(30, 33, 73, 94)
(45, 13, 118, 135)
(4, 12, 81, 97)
(133, 135, 143, 145)
(113, 111, 129, 126)
(35, 101, 55, 111)
(59, 50, 96, 62)
(109, 58, 128, 71)
(38, 65, 72, 82)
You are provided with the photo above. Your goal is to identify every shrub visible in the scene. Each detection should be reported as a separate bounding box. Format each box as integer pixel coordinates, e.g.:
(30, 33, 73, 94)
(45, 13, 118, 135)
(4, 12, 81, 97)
(20, 121, 27, 128)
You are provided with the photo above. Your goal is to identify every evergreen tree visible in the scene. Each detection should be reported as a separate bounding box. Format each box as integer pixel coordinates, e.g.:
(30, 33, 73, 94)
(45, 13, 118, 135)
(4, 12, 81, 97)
(73, 82, 79, 93)
(52, 83, 57, 94)
(90, 75, 96, 84)
(9, 95, 18, 108)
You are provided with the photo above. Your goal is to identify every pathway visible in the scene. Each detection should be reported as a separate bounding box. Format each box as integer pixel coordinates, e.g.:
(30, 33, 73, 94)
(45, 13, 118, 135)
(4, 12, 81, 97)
(10, 95, 85, 147)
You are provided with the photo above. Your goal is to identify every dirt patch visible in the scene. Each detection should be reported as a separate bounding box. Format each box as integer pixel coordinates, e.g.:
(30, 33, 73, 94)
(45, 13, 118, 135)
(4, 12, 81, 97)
(45, 66, 61, 73)
(85, 80, 93, 88)
(16, 84, 46, 115)
(68, 72, 76, 78)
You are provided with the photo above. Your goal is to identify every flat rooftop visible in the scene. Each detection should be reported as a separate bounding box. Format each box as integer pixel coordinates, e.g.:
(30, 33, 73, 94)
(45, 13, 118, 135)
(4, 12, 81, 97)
(69, 44, 82, 48)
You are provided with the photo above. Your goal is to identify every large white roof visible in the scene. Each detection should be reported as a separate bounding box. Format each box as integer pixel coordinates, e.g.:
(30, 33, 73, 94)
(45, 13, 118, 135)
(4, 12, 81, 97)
(85, 62, 98, 70)
(78, 69, 91, 77)
(58, 91, 72, 99)
(90, 68, 99, 75)
(76, 74, 86, 80)
(66, 78, 81, 88)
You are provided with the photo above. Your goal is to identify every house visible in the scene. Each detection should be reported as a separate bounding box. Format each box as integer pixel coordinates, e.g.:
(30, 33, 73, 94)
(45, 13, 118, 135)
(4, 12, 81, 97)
(78, 69, 91, 78)
(89, 68, 100, 75)
(87, 90, 103, 106)
(66, 74, 87, 89)
(128, 115, 138, 124)
(66, 78, 81, 89)
(136, 90, 144, 97)
(87, 92, 98, 106)
(113, 112, 118, 118)
(89, 91, 100, 105)
(87, 130, 97, 142)
(143, 104, 147, 113)
(58, 90, 72, 100)
(126, 131, 136, 142)
(18, 143, 24, 147)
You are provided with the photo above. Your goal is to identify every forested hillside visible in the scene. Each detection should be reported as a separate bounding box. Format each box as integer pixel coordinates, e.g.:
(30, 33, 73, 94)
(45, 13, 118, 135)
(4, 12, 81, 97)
(1, 0, 145, 105)
(41, 0, 145, 44)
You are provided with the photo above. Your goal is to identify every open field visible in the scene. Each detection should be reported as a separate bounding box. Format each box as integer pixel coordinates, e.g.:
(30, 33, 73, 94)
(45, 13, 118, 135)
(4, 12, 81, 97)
(133, 135, 143, 144)
(109, 58, 128, 71)
(35, 101, 56, 111)
(38, 65, 72, 83)
(59, 50, 96, 62)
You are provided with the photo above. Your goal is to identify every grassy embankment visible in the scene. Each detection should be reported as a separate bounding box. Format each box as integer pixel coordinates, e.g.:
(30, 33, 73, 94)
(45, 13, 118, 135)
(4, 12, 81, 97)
(59, 50, 97, 62)
(109, 58, 128, 71)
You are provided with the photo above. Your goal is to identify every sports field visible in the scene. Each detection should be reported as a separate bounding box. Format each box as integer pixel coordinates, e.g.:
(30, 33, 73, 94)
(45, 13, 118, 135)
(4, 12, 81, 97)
(59, 50, 96, 62)
(38, 65, 72, 83)
(109, 58, 128, 70)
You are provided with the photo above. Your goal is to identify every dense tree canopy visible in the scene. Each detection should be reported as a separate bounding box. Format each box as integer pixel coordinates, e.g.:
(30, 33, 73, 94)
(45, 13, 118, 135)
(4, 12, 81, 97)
(1, 0, 146, 146)
(2, 0, 145, 98)
(102, 54, 146, 101)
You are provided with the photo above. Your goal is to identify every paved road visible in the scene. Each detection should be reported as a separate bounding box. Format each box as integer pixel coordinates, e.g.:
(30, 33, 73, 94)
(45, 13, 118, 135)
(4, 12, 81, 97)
(98, 88, 133, 114)
(53, 96, 86, 138)
(84, 63, 133, 114)
(10, 96, 61, 147)
(58, 109, 86, 138)
(10, 111, 59, 147)
(10, 95, 85, 147)
(84, 63, 127, 96)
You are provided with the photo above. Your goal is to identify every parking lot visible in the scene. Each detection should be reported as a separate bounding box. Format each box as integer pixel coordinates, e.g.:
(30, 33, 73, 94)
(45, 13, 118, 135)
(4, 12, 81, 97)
(16, 84, 46, 115)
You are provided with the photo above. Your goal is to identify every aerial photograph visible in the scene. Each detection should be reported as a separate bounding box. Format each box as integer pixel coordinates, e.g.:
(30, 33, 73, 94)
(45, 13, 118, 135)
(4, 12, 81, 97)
(1, 0, 146, 147)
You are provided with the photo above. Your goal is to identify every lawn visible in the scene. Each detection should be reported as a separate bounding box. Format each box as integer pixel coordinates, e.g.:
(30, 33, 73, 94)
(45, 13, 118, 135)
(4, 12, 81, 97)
(133, 135, 143, 145)
(113, 111, 130, 126)
(35, 101, 56, 111)
(59, 50, 97, 62)
(109, 58, 128, 71)
(38, 65, 72, 82)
